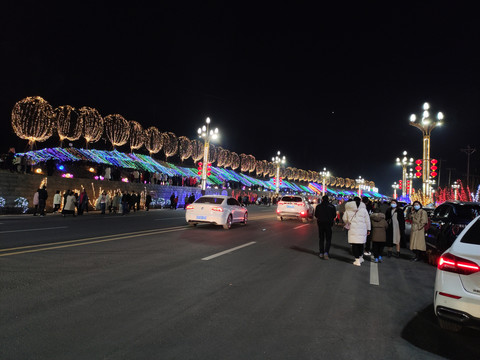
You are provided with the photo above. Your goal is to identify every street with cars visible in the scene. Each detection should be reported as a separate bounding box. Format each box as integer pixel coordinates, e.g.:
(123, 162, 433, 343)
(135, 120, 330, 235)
(1, 204, 479, 359)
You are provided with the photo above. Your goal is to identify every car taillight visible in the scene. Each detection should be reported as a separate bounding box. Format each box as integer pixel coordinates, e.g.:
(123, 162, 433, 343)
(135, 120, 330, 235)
(438, 253, 480, 275)
(296, 203, 303, 206)
(278, 202, 284, 205)
(276, 209, 281, 214)
(186, 205, 194, 210)
(211, 207, 224, 212)
(300, 211, 306, 216)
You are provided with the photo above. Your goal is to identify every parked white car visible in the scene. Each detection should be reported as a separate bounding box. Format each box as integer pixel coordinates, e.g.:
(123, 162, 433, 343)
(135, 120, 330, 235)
(185, 195, 247, 229)
(276, 195, 314, 223)
(433, 215, 480, 331)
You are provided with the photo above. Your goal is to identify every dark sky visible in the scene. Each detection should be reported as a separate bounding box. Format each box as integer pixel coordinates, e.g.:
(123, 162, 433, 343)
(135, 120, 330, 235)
(1, 2, 480, 193)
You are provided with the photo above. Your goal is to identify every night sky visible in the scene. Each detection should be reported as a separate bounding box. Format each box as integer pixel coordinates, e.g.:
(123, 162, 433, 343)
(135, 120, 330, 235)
(1, 2, 479, 193)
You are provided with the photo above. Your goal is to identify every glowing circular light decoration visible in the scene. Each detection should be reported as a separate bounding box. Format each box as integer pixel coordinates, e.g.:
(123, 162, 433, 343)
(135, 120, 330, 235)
(144, 126, 163, 155)
(162, 132, 178, 160)
(104, 114, 130, 148)
(345, 178, 351, 188)
(230, 152, 240, 170)
(129, 121, 144, 151)
(330, 175, 337, 186)
(284, 167, 292, 180)
(256, 160, 265, 176)
(240, 154, 249, 172)
(11, 96, 54, 148)
(178, 136, 192, 161)
(267, 162, 276, 177)
(54, 105, 83, 145)
(248, 155, 256, 173)
(208, 143, 217, 163)
(191, 139, 204, 162)
(223, 150, 233, 168)
(216, 147, 226, 167)
(79, 106, 103, 147)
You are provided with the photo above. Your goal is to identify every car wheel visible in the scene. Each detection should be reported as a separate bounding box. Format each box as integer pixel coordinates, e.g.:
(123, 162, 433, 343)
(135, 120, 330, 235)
(302, 217, 308, 223)
(189, 223, 197, 227)
(242, 213, 248, 225)
(223, 214, 232, 230)
(438, 318, 462, 332)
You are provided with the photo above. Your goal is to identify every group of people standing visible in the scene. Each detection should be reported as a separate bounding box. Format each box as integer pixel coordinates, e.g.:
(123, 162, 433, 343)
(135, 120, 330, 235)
(315, 196, 429, 266)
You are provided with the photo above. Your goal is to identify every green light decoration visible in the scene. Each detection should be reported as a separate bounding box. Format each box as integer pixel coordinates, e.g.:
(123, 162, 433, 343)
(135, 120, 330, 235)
(11, 96, 54, 149)
(144, 126, 163, 155)
(79, 106, 103, 148)
(162, 132, 178, 160)
(104, 114, 130, 149)
(230, 152, 240, 170)
(178, 136, 192, 161)
(129, 121, 144, 151)
(54, 105, 83, 146)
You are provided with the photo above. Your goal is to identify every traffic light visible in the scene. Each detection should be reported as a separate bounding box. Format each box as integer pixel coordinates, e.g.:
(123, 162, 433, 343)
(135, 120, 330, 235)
(430, 159, 438, 178)
(197, 162, 203, 176)
(207, 162, 212, 177)
(415, 159, 422, 178)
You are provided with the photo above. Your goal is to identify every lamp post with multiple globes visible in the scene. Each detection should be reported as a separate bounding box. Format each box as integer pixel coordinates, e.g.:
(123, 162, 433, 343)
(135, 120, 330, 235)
(197, 117, 219, 194)
(396, 151, 414, 198)
(272, 151, 286, 194)
(409, 102, 444, 200)
(452, 181, 460, 201)
(392, 182, 400, 199)
(357, 176, 365, 197)
(320, 168, 330, 197)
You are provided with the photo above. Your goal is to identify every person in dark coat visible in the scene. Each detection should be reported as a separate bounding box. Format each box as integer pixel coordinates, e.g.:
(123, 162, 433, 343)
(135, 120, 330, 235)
(145, 194, 152, 211)
(385, 199, 406, 258)
(37, 185, 48, 216)
(370, 209, 389, 263)
(314, 195, 337, 259)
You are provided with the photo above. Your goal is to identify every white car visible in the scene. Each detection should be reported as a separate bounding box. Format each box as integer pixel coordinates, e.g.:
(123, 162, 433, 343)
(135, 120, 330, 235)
(276, 195, 314, 223)
(434, 215, 480, 331)
(185, 195, 247, 229)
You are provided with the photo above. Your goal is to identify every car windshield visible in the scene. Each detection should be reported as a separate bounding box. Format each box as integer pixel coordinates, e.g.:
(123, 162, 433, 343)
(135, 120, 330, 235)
(460, 218, 480, 245)
(281, 196, 303, 202)
(455, 205, 480, 221)
(195, 197, 225, 204)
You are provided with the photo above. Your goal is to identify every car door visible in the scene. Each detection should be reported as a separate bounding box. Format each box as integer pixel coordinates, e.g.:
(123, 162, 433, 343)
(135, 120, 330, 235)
(227, 197, 240, 221)
(428, 204, 451, 251)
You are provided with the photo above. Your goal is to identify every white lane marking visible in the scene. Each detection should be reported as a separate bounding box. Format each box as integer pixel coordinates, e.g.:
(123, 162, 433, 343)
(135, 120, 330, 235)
(201, 241, 256, 261)
(370, 261, 379, 286)
(0, 226, 68, 234)
(293, 224, 309, 229)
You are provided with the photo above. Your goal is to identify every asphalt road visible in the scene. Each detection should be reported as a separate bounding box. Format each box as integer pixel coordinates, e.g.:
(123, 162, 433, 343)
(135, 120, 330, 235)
(1, 206, 479, 360)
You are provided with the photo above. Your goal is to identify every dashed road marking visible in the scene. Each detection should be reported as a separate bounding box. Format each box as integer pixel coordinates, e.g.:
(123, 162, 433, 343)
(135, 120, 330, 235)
(293, 224, 310, 229)
(202, 242, 256, 261)
(0, 226, 68, 234)
(370, 261, 379, 286)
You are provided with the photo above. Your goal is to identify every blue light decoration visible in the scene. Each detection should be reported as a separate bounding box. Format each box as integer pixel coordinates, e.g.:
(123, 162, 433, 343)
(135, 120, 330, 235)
(14, 197, 29, 213)
(15, 147, 387, 197)
(0, 196, 5, 208)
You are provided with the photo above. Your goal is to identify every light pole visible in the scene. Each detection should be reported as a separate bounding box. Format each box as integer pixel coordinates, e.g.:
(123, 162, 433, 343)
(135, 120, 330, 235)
(452, 181, 460, 201)
(357, 176, 365, 197)
(272, 151, 286, 194)
(197, 117, 219, 195)
(396, 151, 414, 198)
(392, 182, 399, 199)
(320, 168, 330, 196)
(409, 102, 444, 200)
(406, 168, 414, 199)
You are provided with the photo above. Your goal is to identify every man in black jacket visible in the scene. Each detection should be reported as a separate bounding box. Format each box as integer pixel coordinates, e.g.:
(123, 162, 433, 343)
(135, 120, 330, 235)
(314, 195, 337, 259)
(37, 185, 48, 216)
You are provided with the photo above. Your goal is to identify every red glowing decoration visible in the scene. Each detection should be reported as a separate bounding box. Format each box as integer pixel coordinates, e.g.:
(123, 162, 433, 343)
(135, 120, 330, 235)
(431, 165, 437, 171)
(416, 172, 422, 178)
(415, 159, 422, 165)
(431, 159, 438, 164)
(431, 172, 438, 177)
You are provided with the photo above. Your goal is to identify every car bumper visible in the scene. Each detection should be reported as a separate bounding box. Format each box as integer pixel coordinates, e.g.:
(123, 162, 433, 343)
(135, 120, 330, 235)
(434, 271, 480, 326)
(277, 211, 308, 218)
(186, 212, 227, 225)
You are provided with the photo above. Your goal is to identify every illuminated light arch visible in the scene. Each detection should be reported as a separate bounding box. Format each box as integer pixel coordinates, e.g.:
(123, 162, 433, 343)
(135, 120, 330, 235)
(79, 106, 103, 148)
(54, 105, 83, 146)
(104, 114, 130, 149)
(144, 126, 163, 155)
(178, 136, 192, 162)
(129, 121, 144, 151)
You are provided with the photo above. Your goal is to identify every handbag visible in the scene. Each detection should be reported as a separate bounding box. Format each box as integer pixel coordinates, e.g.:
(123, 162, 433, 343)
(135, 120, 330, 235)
(344, 210, 358, 230)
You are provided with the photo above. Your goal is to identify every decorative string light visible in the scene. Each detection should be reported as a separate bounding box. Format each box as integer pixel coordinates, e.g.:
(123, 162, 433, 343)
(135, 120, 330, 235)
(162, 132, 178, 160)
(104, 114, 130, 148)
(240, 153, 249, 172)
(216, 148, 228, 167)
(178, 136, 192, 161)
(144, 126, 163, 155)
(230, 152, 240, 170)
(129, 121, 145, 151)
(255, 160, 264, 176)
(191, 139, 204, 162)
(54, 105, 83, 146)
(11, 96, 54, 148)
(248, 155, 256, 173)
(79, 106, 103, 148)
(208, 143, 217, 164)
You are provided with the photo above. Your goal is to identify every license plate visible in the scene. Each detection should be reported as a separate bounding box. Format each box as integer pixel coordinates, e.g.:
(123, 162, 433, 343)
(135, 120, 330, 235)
(287, 205, 295, 209)
(196, 215, 207, 220)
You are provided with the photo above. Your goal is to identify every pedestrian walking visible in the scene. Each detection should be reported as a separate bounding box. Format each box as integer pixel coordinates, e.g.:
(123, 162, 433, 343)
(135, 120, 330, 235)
(370, 208, 388, 263)
(37, 185, 48, 216)
(409, 201, 428, 262)
(385, 199, 405, 258)
(145, 193, 152, 211)
(53, 190, 62, 213)
(362, 196, 373, 256)
(343, 197, 371, 266)
(112, 192, 121, 213)
(78, 190, 89, 215)
(32, 189, 39, 216)
(62, 190, 77, 216)
(314, 195, 337, 260)
(170, 193, 175, 209)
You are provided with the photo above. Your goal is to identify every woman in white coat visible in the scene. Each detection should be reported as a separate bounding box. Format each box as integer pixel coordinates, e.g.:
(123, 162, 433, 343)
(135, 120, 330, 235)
(343, 197, 371, 266)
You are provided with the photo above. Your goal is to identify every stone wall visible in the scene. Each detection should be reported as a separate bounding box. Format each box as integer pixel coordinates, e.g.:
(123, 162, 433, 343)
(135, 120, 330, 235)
(0, 169, 276, 214)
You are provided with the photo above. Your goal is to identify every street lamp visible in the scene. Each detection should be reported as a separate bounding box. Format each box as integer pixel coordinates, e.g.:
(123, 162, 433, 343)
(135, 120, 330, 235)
(272, 151, 286, 194)
(357, 176, 365, 197)
(451, 181, 460, 201)
(409, 102, 444, 200)
(392, 182, 400, 199)
(197, 117, 219, 194)
(396, 151, 414, 198)
(406, 168, 415, 199)
(320, 168, 330, 196)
